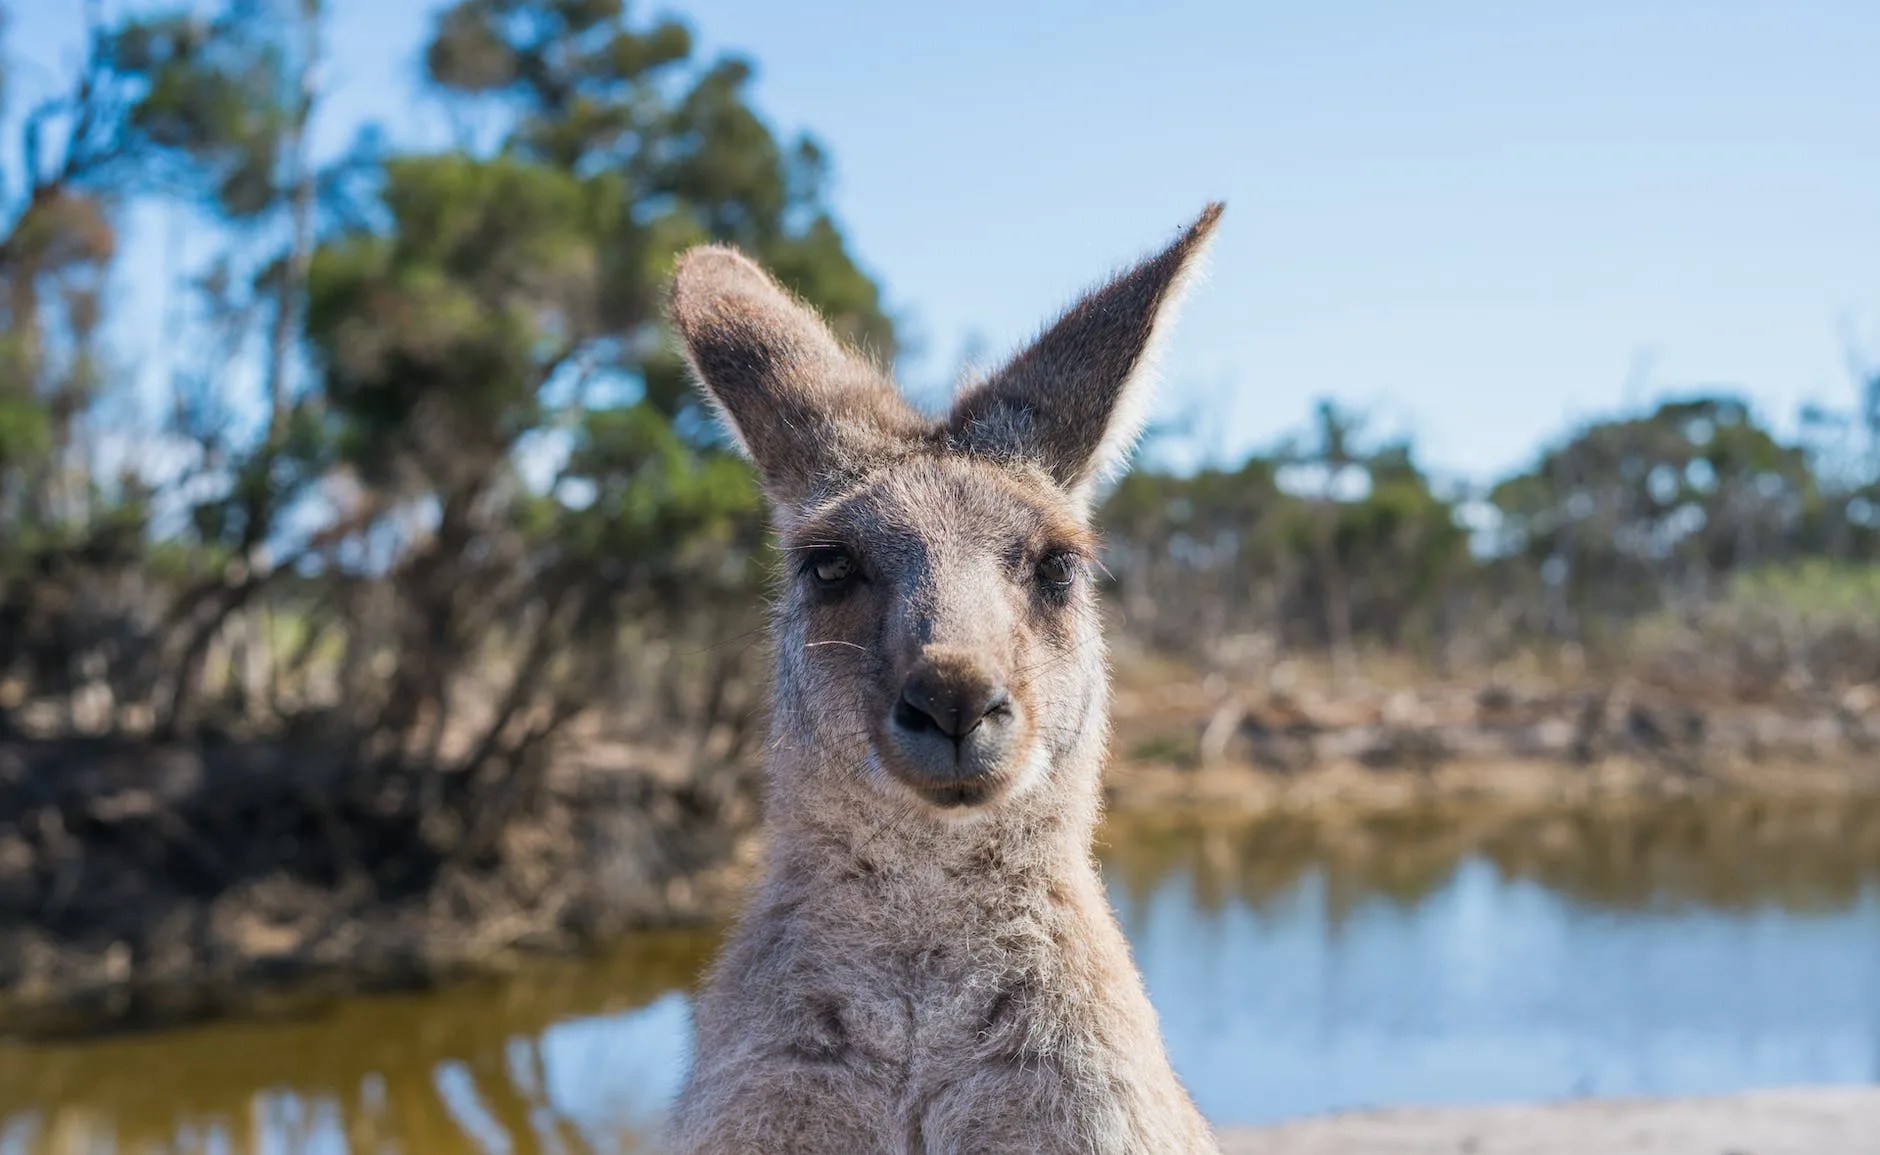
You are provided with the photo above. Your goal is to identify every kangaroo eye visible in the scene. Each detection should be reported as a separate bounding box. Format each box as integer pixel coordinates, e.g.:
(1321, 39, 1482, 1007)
(1035, 551, 1079, 591)
(807, 548, 856, 588)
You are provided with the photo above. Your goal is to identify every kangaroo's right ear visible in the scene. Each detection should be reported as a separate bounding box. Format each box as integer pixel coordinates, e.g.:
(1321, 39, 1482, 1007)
(669, 246, 921, 517)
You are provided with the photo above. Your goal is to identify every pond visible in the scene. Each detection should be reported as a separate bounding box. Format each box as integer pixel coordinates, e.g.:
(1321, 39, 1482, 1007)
(5, 795, 1879, 1152)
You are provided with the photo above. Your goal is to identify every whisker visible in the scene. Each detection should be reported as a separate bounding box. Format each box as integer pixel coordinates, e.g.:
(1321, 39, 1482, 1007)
(854, 793, 921, 854)
(1009, 633, 1104, 681)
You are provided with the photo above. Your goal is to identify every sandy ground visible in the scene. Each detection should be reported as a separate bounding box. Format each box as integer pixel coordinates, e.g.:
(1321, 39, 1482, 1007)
(1218, 1088, 1880, 1154)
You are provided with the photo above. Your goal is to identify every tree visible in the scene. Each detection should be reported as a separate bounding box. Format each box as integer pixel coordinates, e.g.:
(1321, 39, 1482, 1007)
(1, 0, 895, 766)
(1283, 400, 1366, 678)
(1490, 396, 1817, 640)
(1099, 405, 1467, 668)
(274, 0, 898, 804)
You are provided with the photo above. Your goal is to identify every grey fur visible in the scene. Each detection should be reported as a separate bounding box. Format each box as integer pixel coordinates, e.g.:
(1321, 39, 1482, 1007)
(666, 206, 1225, 1154)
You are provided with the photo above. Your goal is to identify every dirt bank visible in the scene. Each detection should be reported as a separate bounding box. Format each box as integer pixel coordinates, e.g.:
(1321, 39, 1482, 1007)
(1220, 1087, 1880, 1154)
(1107, 666, 1880, 812)
(0, 733, 757, 1036)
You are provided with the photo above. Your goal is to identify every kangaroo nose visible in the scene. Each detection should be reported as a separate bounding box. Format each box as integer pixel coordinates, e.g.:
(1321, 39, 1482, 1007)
(893, 664, 1011, 742)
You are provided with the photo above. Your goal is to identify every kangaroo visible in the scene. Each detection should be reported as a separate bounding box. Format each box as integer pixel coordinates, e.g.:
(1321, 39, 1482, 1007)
(666, 205, 1225, 1155)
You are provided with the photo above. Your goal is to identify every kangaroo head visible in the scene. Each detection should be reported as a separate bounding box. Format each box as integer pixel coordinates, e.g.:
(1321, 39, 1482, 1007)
(670, 206, 1221, 818)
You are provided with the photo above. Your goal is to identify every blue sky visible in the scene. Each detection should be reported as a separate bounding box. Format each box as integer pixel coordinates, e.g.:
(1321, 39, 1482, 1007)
(11, 0, 1880, 479)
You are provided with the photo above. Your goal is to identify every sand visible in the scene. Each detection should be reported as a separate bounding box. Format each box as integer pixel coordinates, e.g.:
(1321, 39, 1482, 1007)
(1218, 1088, 1880, 1154)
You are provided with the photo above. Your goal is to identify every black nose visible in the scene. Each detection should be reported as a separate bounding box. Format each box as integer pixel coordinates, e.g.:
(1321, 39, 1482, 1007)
(893, 665, 1011, 742)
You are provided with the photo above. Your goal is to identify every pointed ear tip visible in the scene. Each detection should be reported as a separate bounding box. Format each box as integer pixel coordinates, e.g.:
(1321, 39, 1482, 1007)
(674, 242, 750, 270)
(1188, 201, 1226, 242)
(669, 244, 766, 312)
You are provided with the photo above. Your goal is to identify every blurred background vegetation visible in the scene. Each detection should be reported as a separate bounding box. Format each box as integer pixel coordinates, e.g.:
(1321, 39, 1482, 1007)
(1, 0, 1877, 1035)
(5, 0, 1875, 750)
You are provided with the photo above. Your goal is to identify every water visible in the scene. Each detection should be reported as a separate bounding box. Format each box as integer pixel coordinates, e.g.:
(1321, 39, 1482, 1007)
(5, 797, 1879, 1152)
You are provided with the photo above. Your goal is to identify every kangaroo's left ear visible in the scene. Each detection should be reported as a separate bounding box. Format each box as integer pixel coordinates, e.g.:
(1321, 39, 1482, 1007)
(947, 203, 1223, 505)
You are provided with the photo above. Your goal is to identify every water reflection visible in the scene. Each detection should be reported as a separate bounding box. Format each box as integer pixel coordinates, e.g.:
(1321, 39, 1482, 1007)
(0, 934, 714, 1154)
(1105, 795, 1880, 919)
(6, 796, 1880, 1150)
(1111, 798, 1880, 1123)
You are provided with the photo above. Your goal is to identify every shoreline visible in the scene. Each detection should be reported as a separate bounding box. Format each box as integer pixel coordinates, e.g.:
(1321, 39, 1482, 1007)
(1219, 1087, 1880, 1154)
(9, 776, 1877, 1040)
(1104, 750, 1880, 815)
(0, 734, 756, 1039)
(1105, 668, 1880, 813)
(4, 673, 1877, 1039)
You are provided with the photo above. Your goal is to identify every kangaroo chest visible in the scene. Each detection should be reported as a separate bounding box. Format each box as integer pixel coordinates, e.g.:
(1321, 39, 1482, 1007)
(776, 889, 1048, 1060)
(678, 853, 1213, 1154)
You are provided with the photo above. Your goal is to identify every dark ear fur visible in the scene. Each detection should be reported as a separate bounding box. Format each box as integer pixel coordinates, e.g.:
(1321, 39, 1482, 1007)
(948, 203, 1223, 501)
(668, 246, 921, 514)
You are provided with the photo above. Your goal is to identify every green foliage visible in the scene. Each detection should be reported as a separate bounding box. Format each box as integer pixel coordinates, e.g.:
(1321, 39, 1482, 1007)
(1, 0, 886, 751)
(556, 403, 765, 593)
(0, 395, 50, 469)
(108, 5, 299, 217)
(304, 0, 894, 490)
(1100, 433, 1468, 655)
(306, 155, 611, 472)
(422, 0, 892, 353)
(1628, 560, 1880, 693)
(1726, 560, 1880, 624)
(2, 0, 1877, 754)
(126, 24, 273, 189)
(275, 0, 885, 752)
(1490, 396, 1826, 637)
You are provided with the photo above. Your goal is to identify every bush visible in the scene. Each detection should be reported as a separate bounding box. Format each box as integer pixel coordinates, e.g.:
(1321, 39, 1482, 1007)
(1628, 561, 1880, 697)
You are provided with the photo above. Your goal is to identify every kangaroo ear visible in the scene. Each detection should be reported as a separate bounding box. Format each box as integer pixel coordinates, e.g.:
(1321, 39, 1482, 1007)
(669, 246, 922, 516)
(948, 204, 1223, 504)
